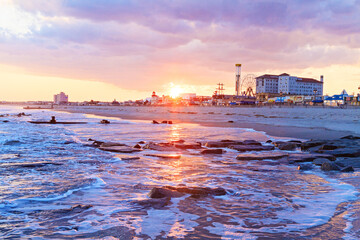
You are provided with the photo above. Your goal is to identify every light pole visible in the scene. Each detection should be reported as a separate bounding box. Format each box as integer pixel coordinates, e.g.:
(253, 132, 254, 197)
(313, 89, 317, 103)
(279, 91, 283, 107)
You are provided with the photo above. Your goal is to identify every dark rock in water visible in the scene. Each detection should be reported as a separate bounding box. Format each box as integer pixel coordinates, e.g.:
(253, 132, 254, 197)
(1, 162, 62, 168)
(152, 120, 159, 124)
(201, 149, 224, 154)
(236, 152, 288, 161)
(341, 135, 360, 140)
(321, 162, 341, 171)
(297, 164, 313, 171)
(100, 119, 110, 124)
(313, 158, 331, 166)
(148, 186, 227, 199)
(301, 140, 326, 150)
(320, 144, 340, 150)
(228, 121, 234, 123)
(70, 204, 93, 213)
(266, 140, 273, 143)
(229, 145, 274, 152)
(138, 141, 146, 144)
(64, 141, 75, 145)
(165, 186, 227, 197)
(100, 142, 128, 148)
(143, 142, 178, 151)
(161, 120, 168, 124)
(99, 146, 142, 153)
(277, 142, 299, 151)
(316, 148, 360, 158)
(145, 154, 181, 159)
(3, 140, 21, 146)
(243, 140, 262, 146)
(2, 120, 9, 123)
(136, 197, 171, 209)
(341, 166, 355, 172)
(289, 153, 335, 162)
(171, 139, 185, 144)
(168, 121, 173, 124)
(133, 144, 142, 149)
(335, 157, 360, 168)
(174, 143, 202, 149)
(121, 157, 140, 161)
(205, 141, 239, 148)
(148, 187, 185, 198)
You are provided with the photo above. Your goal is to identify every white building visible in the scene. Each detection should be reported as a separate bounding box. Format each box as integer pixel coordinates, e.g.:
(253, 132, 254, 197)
(180, 93, 196, 100)
(256, 74, 279, 94)
(256, 73, 323, 96)
(53, 92, 69, 104)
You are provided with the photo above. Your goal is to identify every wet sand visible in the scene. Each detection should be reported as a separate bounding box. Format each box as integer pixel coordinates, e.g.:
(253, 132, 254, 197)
(52, 105, 356, 140)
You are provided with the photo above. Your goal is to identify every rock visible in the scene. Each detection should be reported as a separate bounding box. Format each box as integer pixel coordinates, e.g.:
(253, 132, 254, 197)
(229, 145, 275, 152)
(341, 135, 360, 140)
(321, 162, 341, 171)
(133, 144, 142, 149)
(319, 144, 340, 150)
(289, 153, 335, 163)
(341, 166, 355, 172)
(236, 152, 288, 160)
(138, 141, 146, 144)
(152, 120, 159, 124)
(170, 139, 185, 144)
(266, 140, 273, 143)
(277, 142, 299, 151)
(301, 140, 326, 150)
(2, 120, 9, 123)
(313, 158, 331, 166)
(201, 149, 224, 154)
(174, 143, 202, 149)
(168, 121, 173, 124)
(148, 187, 185, 198)
(297, 164, 313, 171)
(136, 197, 171, 209)
(243, 140, 262, 146)
(64, 141, 75, 145)
(100, 119, 110, 124)
(144, 154, 181, 159)
(3, 140, 21, 146)
(335, 157, 360, 168)
(316, 148, 360, 158)
(70, 204, 93, 213)
(2, 162, 62, 168)
(143, 142, 178, 151)
(100, 142, 128, 148)
(99, 146, 142, 153)
(161, 120, 168, 124)
(228, 121, 234, 123)
(165, 186, 227, 197)
(121, 157, 140, 161)
(205, 140, 241, 148)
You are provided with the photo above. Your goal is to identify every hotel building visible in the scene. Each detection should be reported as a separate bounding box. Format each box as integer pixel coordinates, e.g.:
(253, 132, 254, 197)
(256, 73, 323, 96)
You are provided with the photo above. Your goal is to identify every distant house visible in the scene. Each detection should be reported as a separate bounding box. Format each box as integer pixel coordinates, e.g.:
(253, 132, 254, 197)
(53, 92, 68, 104)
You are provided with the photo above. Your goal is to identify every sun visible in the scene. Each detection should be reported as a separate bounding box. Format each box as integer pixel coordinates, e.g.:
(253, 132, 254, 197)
(169, 85, 183, 98)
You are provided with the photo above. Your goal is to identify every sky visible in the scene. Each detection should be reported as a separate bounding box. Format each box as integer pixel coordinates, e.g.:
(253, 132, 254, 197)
(0, 0, 360, 101)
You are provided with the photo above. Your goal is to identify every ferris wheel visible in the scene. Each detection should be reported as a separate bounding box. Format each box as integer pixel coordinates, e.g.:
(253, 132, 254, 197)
(240, 74, 256, 96)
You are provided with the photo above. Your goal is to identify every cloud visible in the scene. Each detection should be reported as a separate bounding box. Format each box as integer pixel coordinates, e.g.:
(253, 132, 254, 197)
(1, 0, 359, 96)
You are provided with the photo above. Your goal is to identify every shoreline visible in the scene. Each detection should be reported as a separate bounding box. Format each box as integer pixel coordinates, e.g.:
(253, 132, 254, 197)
(50, 105, 356, 140)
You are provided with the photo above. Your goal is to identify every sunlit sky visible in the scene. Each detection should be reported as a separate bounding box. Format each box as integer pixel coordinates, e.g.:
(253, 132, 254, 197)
(0, 0, 360, 101)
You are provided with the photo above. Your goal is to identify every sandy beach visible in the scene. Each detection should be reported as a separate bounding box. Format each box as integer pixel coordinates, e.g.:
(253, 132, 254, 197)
(53, 105, 360, 140)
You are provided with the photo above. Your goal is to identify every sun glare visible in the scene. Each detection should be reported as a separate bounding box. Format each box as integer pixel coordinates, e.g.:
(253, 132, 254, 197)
(169, 85, 183, 98)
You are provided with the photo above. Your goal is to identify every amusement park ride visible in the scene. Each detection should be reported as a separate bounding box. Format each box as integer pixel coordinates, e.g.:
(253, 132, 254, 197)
(213, 64, 257, 105)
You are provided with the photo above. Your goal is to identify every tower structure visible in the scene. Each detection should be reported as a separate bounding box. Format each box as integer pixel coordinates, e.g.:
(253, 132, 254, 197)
(235, 64, 242, 96)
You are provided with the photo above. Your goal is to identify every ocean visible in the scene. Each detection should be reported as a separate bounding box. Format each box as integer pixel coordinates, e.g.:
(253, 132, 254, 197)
(0, 105, 359, 239)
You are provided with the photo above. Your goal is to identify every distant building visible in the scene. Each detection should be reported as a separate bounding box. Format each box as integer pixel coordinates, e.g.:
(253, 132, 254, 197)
(256, 73, 323, 96)
(53, 92, 68, 104)
(180, 93, 196, 100)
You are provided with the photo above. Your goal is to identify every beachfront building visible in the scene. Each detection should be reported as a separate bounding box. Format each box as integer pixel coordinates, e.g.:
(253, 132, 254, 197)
(53, 92, 68, 104)
(256, 73, 323, 96)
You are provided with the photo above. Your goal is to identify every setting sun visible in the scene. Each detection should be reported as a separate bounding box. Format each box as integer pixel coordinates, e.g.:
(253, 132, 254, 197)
(169, 85, 183, 98)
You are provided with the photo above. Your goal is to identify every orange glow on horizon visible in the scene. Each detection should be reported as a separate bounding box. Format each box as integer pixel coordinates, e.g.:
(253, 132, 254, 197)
(169, 85, 183, 98)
